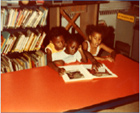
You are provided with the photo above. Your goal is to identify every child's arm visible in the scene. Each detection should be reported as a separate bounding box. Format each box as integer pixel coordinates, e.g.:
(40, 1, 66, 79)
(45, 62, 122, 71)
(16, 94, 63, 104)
(46, 48, 65, 75)
(78, 45, 87, 63)
(54, 60, 65, 66)
(82, 41, 102, 69)
(94, 56, 106, 61)
(100, 43, 116, 61)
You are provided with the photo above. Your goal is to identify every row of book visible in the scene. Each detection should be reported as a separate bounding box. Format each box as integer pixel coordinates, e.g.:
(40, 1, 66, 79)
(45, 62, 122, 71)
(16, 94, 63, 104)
(1, 6, 48, 31)
(1, 50, 47, 73)
(1, 30, 46, 55)
(2, 0, 45, 6)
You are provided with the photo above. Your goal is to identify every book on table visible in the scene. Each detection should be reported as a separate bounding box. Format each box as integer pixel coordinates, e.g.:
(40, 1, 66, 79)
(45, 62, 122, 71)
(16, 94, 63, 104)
(59, 64, 117, 82)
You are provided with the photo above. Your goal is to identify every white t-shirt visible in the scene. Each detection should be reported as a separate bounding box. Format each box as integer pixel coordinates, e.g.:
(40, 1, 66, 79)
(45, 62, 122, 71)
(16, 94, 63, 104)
(52, 50, 82, 63)
(86, 40, 100, 56)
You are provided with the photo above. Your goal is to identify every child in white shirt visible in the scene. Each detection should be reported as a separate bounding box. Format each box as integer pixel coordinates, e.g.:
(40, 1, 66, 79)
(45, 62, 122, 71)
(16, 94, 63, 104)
(52, 34, 87, 65)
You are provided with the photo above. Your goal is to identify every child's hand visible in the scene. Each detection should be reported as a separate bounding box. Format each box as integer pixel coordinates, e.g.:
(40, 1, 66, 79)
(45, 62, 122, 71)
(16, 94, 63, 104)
(58, 68, 66, 76)
(92, 61, 102, 71)
(105, 57, 114, 62)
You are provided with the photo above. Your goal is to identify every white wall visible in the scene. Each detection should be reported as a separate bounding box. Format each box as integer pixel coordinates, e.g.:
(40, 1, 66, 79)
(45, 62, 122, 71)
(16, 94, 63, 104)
(99, 1, 131, 30)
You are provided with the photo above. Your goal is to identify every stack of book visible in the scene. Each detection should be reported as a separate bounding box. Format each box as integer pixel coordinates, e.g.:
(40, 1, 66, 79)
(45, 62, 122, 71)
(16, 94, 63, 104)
(1, 6, 48, 30)
(1, 30, 46, 55)
(1, 50, 47, 73)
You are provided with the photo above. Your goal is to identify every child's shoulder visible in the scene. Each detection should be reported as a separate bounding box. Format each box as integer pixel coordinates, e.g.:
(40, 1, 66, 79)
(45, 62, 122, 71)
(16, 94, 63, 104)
(45, 42, 56, 53)
(82, 40, 89, 48)
(47, 42, 54, 48)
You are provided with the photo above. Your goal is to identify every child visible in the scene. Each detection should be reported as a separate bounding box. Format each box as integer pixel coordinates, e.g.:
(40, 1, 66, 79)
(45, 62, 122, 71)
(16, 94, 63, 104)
(82, 24, 116, 64)
(45, 27, 68, 75)
(52, 34, 87, 65)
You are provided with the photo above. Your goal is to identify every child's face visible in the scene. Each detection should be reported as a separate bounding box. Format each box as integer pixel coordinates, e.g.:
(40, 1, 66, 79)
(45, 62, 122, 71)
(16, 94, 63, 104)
(66, 41, 79, 55)
(90, 32, 102, 47)
(52, 35, 65, 50)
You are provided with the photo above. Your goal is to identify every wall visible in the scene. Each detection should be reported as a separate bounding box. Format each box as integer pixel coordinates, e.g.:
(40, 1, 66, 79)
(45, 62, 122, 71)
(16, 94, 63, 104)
(99, 1, 132, 48)
(99, 1, 131, 30)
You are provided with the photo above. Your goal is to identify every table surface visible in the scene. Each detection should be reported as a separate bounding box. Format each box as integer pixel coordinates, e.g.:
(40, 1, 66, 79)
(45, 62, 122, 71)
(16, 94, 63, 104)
(1, 54, 139, 112)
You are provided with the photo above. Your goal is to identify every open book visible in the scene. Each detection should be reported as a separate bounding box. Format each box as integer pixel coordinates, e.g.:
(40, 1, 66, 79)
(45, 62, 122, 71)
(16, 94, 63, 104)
(59, 64, 117, 82)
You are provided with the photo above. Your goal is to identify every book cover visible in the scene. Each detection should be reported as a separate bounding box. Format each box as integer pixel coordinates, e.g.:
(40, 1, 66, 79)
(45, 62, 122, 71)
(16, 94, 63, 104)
(26, 10, 37, 27)
(1, 60, 11, 73)
(24, 31, 34, 51)
(1, 8, 6, 29)
(22, 9, 33, 28)
(4, 55, 14, 72)
(18, 9, 28, 28)
(11, 9, 18, 28)
(30, 54, 39, 68)
(13, 32, 25, 52)
(59, 64, 117, 82)
(35, 31, 46, 50)
(16, 58, 25, 70)
(15, 9, 23, 28)
(1, 55, 13, 72)
(7, 9, 15, 28)
(22, 9, 30, 26)
(1, 31, 11, 53)
(32, 8, 43, 28)
(29, 30, 41, 51)
(1, 35, 6, 48)
(2, 36, 12, 54)
(39, 6, 48, 26)
(35, 50, 45, 66)
(23, 53, 32, 69)
(28, 33, 37, 51)
(8, 35, 17, 52)
(20, 56, 29, 69)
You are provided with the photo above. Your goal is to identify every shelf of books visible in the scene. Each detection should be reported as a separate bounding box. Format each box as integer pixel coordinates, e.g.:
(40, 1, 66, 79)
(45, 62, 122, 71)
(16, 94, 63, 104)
(1, 1, 49, 74)
(1, 6, 48, 31)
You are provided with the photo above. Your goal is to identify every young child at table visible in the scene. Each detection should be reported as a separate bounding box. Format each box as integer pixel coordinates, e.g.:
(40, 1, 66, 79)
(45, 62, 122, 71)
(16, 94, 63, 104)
(45, 27, 68, 75)
(82, 25, 116, 68)
(52, 34, 87, 66)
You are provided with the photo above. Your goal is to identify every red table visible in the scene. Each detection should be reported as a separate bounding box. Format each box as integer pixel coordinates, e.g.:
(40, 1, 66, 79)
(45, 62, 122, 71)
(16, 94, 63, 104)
(1, 54, 139, 112)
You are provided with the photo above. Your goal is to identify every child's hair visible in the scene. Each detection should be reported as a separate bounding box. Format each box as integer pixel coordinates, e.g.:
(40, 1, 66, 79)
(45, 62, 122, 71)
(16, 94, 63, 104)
(86, 24, 104, 38)
(49, 26, 69, 41)
(66, 34, 79, 45)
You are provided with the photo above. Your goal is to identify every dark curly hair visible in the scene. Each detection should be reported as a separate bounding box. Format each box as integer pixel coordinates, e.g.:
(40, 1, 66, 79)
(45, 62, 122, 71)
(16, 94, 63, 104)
(66, 34, 79, 45)
(86, 24, 105, 39)
(49, 26, 69, 41)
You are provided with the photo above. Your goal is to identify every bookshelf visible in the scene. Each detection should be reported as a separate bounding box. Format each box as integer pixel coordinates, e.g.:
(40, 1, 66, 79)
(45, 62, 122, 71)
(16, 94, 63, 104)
(1, 1, 49, 73)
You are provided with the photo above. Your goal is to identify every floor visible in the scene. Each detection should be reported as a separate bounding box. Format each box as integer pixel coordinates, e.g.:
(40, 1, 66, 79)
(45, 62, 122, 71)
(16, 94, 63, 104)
(97, 101, 139, 112)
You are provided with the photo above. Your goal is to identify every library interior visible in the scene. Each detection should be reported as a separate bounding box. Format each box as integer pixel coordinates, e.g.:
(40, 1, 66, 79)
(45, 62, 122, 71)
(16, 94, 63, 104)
(1, 0, 139, 112)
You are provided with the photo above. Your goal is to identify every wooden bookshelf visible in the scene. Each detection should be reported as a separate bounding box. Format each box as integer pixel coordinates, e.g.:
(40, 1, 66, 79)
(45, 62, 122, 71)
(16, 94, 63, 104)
(1, 1, 48, 73)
